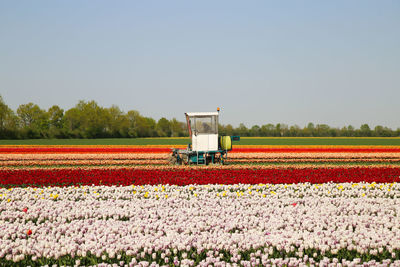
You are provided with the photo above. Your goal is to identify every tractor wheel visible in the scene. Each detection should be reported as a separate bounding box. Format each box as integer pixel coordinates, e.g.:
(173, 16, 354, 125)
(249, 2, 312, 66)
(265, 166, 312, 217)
(167, 155, 178, 165)
(181, 154, 189, 165)
(214, 155, 222, 165)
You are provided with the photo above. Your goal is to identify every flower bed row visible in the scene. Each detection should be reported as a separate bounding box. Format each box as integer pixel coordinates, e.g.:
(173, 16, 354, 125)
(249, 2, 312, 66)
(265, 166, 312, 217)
(2, 147, 400, 154)
(230, 158, 400, 163)
(229, 152, 400, 159)
(3, 152, 400, 161)
(0, 159, 166, 167)
(1, 184, 400, 266)
(1, 167, 399, 187)
(0, 147, 172, 154)
(2, 159, 400, 168)
(0, 153, 166, 161)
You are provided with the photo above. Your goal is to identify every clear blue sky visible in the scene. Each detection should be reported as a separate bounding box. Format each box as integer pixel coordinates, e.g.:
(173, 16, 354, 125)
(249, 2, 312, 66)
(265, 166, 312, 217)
(1, 1, 399, 128)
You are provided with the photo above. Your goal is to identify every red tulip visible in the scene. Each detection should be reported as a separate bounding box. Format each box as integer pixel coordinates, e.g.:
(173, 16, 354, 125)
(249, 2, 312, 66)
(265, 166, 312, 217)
(292, 203, 297, 207)
(0, 166, 399, 186)
(23, 207, 28, 213)
(27, 229, 32, 236)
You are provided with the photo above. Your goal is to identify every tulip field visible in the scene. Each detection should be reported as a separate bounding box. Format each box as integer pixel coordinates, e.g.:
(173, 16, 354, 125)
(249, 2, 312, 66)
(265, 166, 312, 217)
(1, 142, 400, 266)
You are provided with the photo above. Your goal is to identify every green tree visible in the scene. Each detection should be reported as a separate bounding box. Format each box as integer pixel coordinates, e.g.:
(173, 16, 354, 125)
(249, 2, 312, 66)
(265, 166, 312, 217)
(250, 125, 261, 137)
(17, 103, 49, 138)
(340, 125, 355, 137)
(106, 105, 130, 137)
(225, 124, 234, 136)
(157, 117, 171, 137)
(275, 123, 289, 136)
(275, 123, 281, 137)
(237, 123, 248, 137)
(315, 124, 330, 137)
(64, 100, 108, 138)
(260, 124, 274, 136)
(289, 125, 301, 137)
(329, 128, 339, 137)
(63, 107, 82, 137)
(0, 96, 18, 138)
(145, 117, 157, 137)
(280, 123, 289, 136)
(170, 118, 186, 137)
(4, 96, 400, 138)
(347, 125, 355, 136)
(126, 110, 141, 137)
(374, 125, 393, 137)
(47, 105, 64, 138)
(360, 124, 371, 137)
(306, 122, 315, 136)
(135, 116, 157, 137)
(218, 124, 226, 136)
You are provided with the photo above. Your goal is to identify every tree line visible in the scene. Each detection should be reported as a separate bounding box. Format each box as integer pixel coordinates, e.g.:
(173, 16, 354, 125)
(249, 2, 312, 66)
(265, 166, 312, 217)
(0, 96, 399, 139)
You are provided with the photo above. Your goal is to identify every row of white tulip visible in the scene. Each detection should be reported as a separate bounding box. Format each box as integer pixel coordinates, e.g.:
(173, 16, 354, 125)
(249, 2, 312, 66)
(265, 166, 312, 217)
(1, 182, 399, 266)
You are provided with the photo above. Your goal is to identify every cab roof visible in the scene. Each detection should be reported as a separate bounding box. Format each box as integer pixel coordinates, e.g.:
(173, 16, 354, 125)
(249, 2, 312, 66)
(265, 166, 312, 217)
(185, 112, 219, 117)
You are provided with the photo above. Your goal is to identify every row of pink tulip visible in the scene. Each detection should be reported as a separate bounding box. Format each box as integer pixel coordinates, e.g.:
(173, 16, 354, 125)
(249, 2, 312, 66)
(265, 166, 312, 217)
(1, 183, 399, 265)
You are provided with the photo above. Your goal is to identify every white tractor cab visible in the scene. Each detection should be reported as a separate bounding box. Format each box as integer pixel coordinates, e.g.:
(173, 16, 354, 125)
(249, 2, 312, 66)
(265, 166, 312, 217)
(169, 108, 240, 165)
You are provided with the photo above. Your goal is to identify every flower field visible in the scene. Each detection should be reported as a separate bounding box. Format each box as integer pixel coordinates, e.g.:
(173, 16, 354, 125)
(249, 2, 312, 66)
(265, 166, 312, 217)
(1, 144, 400, 266)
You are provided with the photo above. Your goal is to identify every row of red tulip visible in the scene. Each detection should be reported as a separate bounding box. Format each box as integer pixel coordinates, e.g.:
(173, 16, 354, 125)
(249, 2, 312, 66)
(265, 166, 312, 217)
(1, 167, 399, 187)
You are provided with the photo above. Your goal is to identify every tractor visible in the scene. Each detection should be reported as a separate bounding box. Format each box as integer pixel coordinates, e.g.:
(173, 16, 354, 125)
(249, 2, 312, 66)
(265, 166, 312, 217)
(168, 108, 240, 165)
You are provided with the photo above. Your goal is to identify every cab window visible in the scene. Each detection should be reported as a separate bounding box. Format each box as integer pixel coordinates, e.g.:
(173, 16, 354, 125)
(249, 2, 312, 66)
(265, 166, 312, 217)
(189, 116, 217, 134)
